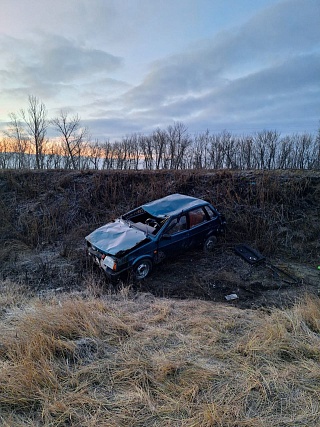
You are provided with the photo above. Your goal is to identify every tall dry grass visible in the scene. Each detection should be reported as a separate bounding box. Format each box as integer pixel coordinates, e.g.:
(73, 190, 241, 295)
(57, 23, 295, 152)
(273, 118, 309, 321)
(1, 169, 319, 268)
(0, 285, 320, 426)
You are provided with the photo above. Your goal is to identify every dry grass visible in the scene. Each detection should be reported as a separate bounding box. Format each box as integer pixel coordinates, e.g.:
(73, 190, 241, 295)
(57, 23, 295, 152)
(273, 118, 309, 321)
(0, 283, 320, 426)
(1, 169, 319, 261)
(0, 169, 320, 425)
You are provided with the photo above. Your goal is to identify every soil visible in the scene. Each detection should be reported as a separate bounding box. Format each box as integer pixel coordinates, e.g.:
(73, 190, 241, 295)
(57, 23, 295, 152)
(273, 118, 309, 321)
(143, 247, 320, 309)
(0, 169, 319, 309)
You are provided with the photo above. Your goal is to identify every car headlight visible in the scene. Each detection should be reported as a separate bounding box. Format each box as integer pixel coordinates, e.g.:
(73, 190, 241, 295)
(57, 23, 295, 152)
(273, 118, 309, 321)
(102, 255, 117, 271)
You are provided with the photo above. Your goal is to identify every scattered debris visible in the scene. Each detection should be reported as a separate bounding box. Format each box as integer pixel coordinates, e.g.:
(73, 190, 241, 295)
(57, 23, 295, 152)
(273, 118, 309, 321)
(235, 243, 301, 287)
(234, 244, 266, 265)
(266, 264, 300, 285)
(225, 293, 238, 301)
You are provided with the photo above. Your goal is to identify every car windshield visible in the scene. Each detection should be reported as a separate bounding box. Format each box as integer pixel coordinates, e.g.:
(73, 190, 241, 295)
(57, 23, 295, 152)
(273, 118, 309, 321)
(122, 208, 167, 235)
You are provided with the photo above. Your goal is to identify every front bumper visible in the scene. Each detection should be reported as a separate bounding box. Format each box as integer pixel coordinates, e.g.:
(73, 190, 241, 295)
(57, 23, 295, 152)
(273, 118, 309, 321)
(87, 247, 128, 279)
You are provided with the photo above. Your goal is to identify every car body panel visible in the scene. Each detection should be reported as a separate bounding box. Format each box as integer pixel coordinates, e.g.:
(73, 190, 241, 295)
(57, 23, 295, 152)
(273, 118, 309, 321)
(86, 219, 150, 256)
(157, 228, 190, 258)
(142, 193, 206, 217)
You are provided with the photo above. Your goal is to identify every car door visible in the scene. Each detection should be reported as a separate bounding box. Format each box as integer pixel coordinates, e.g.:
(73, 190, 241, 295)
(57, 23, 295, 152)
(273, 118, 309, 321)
(156, 214, 189, 258)
(187, 206, 213, 247)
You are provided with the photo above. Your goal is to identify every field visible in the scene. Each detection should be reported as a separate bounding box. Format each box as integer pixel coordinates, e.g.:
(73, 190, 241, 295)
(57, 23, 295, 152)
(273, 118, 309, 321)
(0, 169, 319, 426)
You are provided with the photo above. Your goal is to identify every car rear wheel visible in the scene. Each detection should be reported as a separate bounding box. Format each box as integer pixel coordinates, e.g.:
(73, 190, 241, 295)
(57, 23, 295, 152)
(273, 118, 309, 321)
(204, 235, 217, 252)
(133, 258, 152, 280)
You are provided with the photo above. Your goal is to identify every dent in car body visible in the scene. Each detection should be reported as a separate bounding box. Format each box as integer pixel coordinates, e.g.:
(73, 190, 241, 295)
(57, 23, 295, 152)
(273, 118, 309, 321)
(85, 219, 150, 257)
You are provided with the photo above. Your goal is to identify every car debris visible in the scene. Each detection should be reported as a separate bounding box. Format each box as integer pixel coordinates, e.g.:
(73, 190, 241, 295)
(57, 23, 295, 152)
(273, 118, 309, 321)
(235, 243, 300, 286)
(85, 193, 226, 280)
(225, 293, 238, 301)
(234, 244, 266, 264)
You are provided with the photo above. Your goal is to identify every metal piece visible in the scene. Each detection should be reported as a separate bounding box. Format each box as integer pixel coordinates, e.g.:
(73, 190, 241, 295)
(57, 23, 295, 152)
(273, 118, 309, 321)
(225, 293, 238, 301)
(234, 244, 266, 264)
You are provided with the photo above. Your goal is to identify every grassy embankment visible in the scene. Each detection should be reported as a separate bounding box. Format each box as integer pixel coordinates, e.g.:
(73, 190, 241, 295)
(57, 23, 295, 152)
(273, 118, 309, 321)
(0, 169, 319, 425)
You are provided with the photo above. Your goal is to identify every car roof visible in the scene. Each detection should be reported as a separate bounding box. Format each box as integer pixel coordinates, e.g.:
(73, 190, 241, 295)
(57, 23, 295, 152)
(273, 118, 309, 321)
(142, 193, 208, 218)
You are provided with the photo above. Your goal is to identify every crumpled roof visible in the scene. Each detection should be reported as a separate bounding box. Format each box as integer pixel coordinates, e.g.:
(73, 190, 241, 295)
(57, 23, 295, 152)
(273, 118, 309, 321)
(142, 193, 206, 217)
(85, 220, 148, 256)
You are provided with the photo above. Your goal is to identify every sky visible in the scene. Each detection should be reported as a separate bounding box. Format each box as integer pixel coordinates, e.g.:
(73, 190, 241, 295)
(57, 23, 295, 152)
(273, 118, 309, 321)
(0, 0, 319, 141)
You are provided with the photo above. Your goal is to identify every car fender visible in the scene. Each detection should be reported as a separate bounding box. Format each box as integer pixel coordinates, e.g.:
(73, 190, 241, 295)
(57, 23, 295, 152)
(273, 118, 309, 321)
(204, 227, 219, 239)
(131, 254, 154, 267)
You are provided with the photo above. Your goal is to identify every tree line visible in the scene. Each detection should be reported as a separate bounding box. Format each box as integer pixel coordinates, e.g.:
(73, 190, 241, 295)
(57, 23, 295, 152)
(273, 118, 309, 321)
(1, 96, 319, 170)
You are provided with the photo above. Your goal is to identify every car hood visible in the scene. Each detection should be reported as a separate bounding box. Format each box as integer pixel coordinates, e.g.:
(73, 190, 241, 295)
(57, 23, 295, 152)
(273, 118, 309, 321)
(85, 220, 150, 257)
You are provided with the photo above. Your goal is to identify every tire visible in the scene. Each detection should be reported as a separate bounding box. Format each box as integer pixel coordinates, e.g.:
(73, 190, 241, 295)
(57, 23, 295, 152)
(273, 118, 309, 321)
(133, 258, 152, 280)
(204, 235, 217, 252)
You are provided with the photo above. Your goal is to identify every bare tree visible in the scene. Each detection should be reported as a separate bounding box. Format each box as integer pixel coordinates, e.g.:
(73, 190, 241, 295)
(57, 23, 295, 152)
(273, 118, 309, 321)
(20, 96, 48, 169)
(254, 130, 279, 170)
(86, 140, 103, 170)
(139, 135, 154, 170)
(122, 134, 140, 170)
(51, 111, 88, 169)
(102, 140, 117, 169)
(152, 128, 168, 169)
(167, 122, 191, 169)
(209, 134, 223, 169)
(0, 138, 14, 169)
(290, 133, 314, 169)
(209, 131, 236, 169)
(313, 126, 320, 169)
(4, 112, 30, 169)
(193, 130, 210, 169)
(277, 136, 293, 169)
(237, 136, 255, 170)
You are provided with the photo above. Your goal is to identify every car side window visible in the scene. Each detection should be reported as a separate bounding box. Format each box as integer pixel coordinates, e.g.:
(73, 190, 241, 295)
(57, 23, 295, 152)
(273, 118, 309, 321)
(203, 205, 218, 220)
(189, 207, 207, 228)
(166, 215, 187, 235)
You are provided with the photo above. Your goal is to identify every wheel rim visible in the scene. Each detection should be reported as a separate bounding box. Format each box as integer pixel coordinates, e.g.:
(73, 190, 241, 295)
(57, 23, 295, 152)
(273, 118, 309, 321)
(205, 237, 216, 251)
(135, 261, 150, 279)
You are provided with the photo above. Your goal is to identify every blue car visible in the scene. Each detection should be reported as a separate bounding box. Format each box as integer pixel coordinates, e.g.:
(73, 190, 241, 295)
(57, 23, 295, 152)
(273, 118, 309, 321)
(85, 194, 226, 280)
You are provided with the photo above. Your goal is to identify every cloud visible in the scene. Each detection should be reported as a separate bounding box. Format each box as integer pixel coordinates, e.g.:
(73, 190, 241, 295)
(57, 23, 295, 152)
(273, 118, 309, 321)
(0, 32, 124, 117)
(112, 0, 320, 134)
(1, 0, 319, 138)
(0, 33, 123, 85)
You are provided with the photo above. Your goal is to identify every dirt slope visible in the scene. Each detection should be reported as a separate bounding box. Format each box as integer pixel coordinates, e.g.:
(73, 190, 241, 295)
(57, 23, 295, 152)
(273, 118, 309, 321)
(0, 169, 319, 308)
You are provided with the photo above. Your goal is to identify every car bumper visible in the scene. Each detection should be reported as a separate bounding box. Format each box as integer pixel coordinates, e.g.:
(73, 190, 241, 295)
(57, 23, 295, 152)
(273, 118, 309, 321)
(87, 248, 128, 280)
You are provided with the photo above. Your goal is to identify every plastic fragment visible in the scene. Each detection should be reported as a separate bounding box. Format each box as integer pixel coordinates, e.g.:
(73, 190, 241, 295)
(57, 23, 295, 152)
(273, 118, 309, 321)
(225, 293, 238, 301)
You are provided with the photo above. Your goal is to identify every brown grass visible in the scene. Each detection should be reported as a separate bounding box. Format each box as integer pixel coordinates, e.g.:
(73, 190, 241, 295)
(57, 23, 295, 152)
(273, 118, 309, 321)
(1, 169, 319, 260)
(0, 169, 319, 424)
(0, 285, 320, 426)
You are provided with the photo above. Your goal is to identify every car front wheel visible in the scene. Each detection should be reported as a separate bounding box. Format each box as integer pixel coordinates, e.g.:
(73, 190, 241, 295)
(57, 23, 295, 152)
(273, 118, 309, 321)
(133, 258, 152, 280)
(204, 235, 217, 252)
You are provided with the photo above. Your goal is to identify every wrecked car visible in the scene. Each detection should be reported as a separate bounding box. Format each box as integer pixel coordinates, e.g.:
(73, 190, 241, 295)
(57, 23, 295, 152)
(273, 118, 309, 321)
(85, 193, 226, 280)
